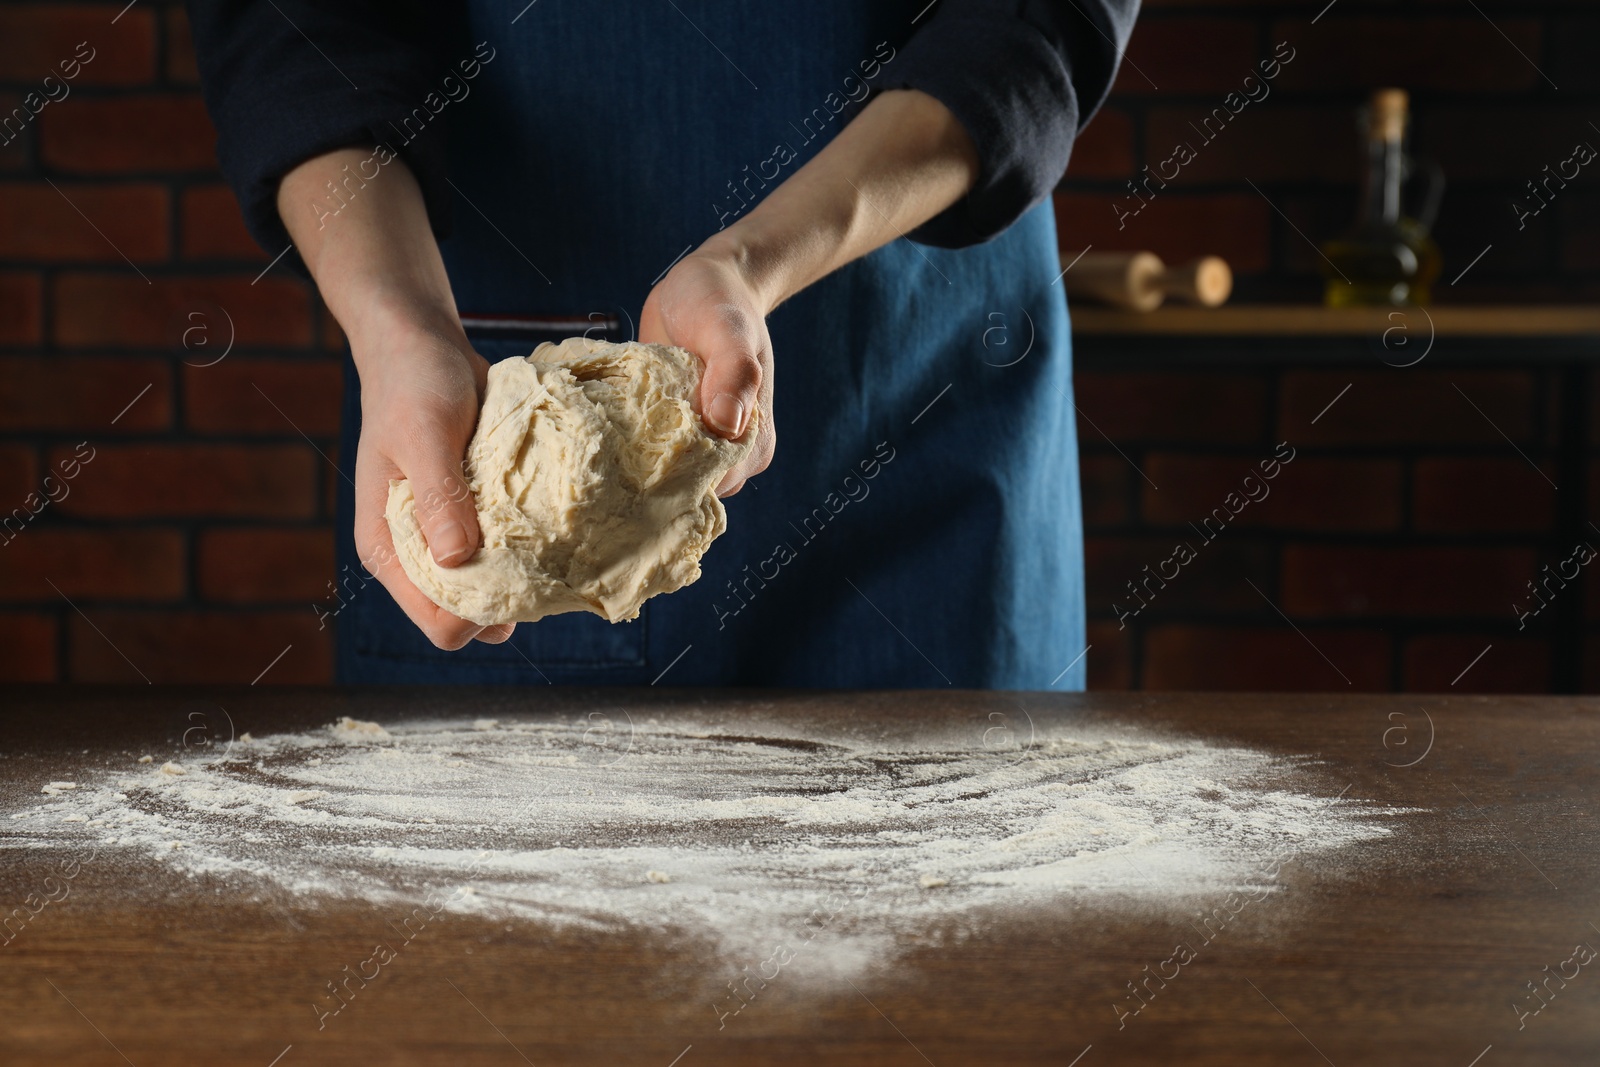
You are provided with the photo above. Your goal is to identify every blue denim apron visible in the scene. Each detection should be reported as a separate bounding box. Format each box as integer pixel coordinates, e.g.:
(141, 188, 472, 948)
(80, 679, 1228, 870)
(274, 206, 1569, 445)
(335, 1, 1086, 688)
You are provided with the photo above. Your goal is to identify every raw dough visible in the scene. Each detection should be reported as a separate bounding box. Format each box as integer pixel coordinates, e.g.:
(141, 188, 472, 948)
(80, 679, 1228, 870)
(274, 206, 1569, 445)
(386, 337, 753, 625)
(333, 717, 391, 740)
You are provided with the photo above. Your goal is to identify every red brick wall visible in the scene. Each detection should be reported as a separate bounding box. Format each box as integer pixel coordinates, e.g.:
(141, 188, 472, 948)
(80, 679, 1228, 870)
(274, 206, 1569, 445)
(1074, 360, 1595, 692)
(0, 2, 339, 684)
(0, 2, 1593, 688)
(1057, 0, 1600, 303)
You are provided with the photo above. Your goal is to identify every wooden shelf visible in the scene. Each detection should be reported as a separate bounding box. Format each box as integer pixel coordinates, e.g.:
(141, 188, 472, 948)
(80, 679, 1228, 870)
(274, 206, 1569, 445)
(1070, 304, 1600, 337)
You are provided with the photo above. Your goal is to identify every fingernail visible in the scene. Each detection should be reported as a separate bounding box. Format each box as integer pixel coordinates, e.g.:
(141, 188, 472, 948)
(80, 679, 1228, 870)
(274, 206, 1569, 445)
(429, 520, 471, 564)
(706, 392, 744, 436)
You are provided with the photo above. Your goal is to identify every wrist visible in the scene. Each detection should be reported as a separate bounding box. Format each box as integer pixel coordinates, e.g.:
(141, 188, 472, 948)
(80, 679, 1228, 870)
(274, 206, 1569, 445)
(346, 291, 473, 380)
(699, 203, 851, 314)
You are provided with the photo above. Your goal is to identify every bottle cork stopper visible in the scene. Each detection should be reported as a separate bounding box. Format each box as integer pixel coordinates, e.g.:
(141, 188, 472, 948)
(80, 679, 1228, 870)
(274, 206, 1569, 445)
(1370, 88, 1408, 142)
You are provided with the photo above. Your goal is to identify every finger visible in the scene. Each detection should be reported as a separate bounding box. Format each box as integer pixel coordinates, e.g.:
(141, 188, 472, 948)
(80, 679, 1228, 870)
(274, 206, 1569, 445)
(715, 407, 776, 498)
(355, 450, 487, 651)
(400, 428, 481, 569)
(696, 303, 764, 440)
(475, 624, 516, 645)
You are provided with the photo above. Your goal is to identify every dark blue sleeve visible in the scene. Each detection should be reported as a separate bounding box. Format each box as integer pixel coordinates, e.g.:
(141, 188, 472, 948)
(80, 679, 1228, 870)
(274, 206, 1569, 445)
(184, 0, 460, 271)
(888, 0, 1139, 248)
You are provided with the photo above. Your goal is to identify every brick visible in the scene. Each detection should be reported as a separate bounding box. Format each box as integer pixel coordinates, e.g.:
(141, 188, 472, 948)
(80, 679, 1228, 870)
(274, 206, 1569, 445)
(1282, 546, 1536, 619)
(50, 443, 318, 519)
(0, 182, 168, 261)
(1076, 371, 1267, 445)
(0, 5, 156, 85)
(1079, 454, 1129, 526)
(0, 272, 42, 345)
(1280, 371, 1536, 446)
(184, 358, 342, 436)
(0, 444, 35, 503)
(1551, 16, 1600, 92)
(40, 95, 216, 173)
(180, 184, 264, 261)
(0, 93, 32, 171)
(1402, 636, 1550, 693)
(1143, 105, 1357, 185)
(1112, 18, 1258, 96)
(1085, 619, 1131, 690)
(1143, 454, 1402, 532)
(165, 6, 199, 85)
(1274, 192, 1356, 281)
(0, 528, 184, 600)
(1085, 535, 1273, 617)
(1143, 625, 1390, 691)
(52, 275, 313, 348)
(1272, 17, 1542, 92)
(1434, 190, 1556, 277)
(1564, 194, 1600, 272)
(67, 610, 333, 683)
(0, 356, 170, 432)
(198, 527, 334, 603)
(1418, 107, 1599, 183)
(322, 442, 340, 518)
(320, 311, 348, 353)
(1587, 549, 1598, 623)
(1053, 191, 1271, 273)
(1413, 458, 1557, 533)
(0, 612, 57, 682)
(1065, 107, 1134, 181)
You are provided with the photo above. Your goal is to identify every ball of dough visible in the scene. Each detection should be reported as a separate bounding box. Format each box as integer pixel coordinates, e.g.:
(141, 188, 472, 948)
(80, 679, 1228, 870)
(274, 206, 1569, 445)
(385, 337, 754, 626)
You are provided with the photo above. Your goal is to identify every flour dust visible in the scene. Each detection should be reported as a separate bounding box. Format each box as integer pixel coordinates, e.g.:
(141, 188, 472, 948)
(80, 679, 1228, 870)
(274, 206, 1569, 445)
(6, 713, 1408, 969)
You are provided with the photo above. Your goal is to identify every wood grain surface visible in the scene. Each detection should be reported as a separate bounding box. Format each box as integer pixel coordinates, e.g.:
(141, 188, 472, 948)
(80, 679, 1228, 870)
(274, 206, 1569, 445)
(2, 687, 1596, 1066)
(1069, 304, 1600, 337)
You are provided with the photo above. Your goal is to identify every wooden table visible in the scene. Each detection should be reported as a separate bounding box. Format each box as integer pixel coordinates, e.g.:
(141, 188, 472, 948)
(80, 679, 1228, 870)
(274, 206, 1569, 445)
(3, 688, 1596, 1066)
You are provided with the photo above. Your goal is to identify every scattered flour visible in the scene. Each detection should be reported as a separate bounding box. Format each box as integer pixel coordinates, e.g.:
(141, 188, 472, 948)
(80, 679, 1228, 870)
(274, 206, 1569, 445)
(6, 714, 1410, 967)
(40, 781, 76, 795)
(333, 717, 391, 740)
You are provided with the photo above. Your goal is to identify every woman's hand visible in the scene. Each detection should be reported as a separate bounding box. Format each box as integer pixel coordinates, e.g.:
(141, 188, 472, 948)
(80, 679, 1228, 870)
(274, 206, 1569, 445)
(349, 315, 515, 650)
(636, 89, 977, 498)
(639, 246, 775, 497)
(278, 148, 513, 650)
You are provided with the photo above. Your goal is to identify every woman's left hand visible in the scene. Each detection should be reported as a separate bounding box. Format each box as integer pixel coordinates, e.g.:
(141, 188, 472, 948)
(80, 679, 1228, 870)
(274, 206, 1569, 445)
(639, 244, 776, 498)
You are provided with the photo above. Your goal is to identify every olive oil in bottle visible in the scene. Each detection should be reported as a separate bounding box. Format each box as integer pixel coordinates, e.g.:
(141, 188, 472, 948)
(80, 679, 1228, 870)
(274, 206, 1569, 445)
(1321, 89, 1441, 307)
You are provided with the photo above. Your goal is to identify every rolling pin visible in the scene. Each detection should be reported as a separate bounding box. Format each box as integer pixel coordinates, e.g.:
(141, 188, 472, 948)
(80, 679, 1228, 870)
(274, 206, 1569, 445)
(1063, 251, 1232, 312)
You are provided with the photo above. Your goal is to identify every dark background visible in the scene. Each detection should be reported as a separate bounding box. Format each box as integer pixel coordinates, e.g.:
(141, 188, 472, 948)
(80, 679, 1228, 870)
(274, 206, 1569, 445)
(0, 1, 1595, 688)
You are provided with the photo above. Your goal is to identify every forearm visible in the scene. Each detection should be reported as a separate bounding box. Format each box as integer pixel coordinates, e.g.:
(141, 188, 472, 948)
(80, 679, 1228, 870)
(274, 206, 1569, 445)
(277, 147, 467, 369)
(704, 88, 979, 312)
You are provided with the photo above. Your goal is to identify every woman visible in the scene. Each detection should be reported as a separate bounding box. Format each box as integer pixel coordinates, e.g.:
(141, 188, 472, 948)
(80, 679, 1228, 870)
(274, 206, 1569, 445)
(188, 0, 1136, 687)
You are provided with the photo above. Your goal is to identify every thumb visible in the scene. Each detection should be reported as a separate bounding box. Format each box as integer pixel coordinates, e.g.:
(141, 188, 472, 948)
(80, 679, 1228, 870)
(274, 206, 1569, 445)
(697, 303, 762, 440)
(408, 457, 480, 568)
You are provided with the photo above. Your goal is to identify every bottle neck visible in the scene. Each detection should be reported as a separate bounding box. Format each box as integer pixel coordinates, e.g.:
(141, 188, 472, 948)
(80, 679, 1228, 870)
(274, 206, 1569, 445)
(1360, 136, 1403, 227)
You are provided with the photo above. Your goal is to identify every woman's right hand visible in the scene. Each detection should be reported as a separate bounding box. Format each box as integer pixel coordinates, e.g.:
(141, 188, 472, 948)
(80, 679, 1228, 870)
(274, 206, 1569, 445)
(278, 148, 513, 650)
(349, 313, 515, 650)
